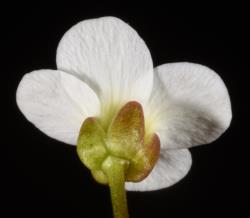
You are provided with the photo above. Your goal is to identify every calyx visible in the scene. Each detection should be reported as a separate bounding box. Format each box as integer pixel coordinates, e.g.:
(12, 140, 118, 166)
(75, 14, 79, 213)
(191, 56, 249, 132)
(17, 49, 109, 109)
(77, 101, 160, 184)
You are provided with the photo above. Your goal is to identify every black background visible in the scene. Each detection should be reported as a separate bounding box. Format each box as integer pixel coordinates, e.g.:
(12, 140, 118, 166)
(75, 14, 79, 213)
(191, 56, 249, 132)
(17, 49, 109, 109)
(3, 2, 249, 218)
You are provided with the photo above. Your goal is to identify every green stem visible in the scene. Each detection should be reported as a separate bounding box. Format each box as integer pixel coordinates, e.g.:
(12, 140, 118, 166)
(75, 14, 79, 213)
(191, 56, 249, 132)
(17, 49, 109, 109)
(102, 156, 129, 218)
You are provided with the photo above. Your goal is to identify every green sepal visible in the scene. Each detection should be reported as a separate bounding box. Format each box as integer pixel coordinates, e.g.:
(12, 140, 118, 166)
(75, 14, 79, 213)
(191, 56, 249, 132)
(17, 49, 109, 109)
(77, 117, 109, 184)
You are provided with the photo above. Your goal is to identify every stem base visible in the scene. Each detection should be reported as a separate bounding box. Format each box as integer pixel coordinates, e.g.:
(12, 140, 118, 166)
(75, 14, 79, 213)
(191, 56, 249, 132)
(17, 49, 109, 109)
(102, 156, 129, 218)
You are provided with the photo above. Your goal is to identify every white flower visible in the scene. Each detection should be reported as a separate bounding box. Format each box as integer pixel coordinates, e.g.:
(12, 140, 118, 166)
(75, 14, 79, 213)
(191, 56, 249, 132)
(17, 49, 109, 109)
(16, 17, 232, 191)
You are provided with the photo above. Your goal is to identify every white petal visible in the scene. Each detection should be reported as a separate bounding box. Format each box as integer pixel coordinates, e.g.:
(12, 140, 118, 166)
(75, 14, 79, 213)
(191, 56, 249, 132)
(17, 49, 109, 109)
(56, 17, 153, 114)
(16, 70, 100, 145)
(126, 149, 192, 191)
(144, 62, 232, 149)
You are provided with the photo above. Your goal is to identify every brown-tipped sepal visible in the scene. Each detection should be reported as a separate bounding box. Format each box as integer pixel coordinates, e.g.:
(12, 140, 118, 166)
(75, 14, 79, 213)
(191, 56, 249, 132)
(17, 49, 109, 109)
(106, 101, 160, 182)
(106, 101, 144, 160)
(125, 133, 160, 182)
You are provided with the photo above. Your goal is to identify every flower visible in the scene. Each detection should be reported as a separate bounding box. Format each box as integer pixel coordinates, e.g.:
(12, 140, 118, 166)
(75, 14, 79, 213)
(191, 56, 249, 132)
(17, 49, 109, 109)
(16, 17, 232, 192)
